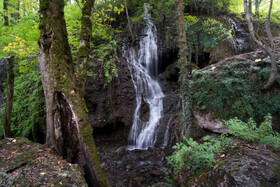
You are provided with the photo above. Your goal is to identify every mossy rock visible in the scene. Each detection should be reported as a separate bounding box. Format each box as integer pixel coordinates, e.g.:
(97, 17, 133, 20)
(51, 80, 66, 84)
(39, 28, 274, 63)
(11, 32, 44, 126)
(191, 57, 280, 123)
(188, 139, 280, 186)
(0, 138, 87, 186)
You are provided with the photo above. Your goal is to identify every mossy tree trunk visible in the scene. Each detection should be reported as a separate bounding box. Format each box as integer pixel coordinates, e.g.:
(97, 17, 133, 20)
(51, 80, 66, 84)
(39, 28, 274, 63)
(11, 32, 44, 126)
(3, 57, 14, 138)
(255, 0, 261, 17)
(3, 0, 9, 27)
(76, 0, 94, 97)
(177, 0, 192, 137)
(244, 0, 278, 89)
(124, 0, 135, 44)
(38, 0, 109, 186)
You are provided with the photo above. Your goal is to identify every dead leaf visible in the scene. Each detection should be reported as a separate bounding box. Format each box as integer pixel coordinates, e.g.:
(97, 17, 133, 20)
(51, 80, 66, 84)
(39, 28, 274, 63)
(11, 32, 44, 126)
(255, 59, 261, 62)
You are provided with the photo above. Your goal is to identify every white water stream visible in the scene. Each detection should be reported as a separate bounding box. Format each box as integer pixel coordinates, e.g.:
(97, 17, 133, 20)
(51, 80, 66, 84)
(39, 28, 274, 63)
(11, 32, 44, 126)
(228, 18, 247, 54)
(123, 4, 165, 150)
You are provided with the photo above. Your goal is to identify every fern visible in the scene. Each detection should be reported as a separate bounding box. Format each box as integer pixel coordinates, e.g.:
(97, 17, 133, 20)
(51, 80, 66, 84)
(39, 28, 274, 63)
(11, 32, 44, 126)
(225, 114, 280, 148)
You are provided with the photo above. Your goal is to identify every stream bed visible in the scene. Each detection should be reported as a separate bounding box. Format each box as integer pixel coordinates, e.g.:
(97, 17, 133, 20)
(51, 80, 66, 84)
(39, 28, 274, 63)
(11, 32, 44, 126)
(95, 137, 172, 186)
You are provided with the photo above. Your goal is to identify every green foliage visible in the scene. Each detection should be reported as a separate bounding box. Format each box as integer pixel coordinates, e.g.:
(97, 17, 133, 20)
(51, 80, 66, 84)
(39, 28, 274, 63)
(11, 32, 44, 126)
(186, 17, 232, 50)
(225, 114, 280, 148)
(191, 59, 280, 122)
(154, 0, 178, 49)
(10, 65, 46, 143)
(93, 40, 119, 85)
(64, 3, 82, 56)
(64, 1, 124, 58)
(0, 12, 39, 71)
(165, 135, 230, 184)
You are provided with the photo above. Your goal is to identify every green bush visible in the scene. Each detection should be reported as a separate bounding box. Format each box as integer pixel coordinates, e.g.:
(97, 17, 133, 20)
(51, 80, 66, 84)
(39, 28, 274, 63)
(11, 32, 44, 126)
(225, 114, 280, 148)
(165, 135, 230, 184)
(191, 59, 280, 122)
(92, 40, 119, 85)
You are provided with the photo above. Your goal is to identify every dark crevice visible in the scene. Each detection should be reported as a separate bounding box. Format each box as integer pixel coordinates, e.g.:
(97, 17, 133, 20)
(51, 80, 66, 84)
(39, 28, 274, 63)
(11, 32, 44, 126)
(159, 49, 179, 74)
(192, 52, 210, 69)
(6, 162, 28, 173)
(93, 121, 129, 140)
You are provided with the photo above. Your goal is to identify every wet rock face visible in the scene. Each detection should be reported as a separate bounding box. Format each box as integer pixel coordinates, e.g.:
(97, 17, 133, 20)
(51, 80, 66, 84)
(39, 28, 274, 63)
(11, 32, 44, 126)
(85, 57, 136, 133)
(190, 140, 280, 186)
(95, 138, 173, 187)
(162, 95, 181, 115)
(139, 94, 150, 122)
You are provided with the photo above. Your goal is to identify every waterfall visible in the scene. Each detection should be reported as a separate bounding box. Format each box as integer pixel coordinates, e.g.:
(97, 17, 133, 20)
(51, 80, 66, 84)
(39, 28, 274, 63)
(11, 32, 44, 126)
(123, 3, 165, 150)
(228, 18, 248, 54)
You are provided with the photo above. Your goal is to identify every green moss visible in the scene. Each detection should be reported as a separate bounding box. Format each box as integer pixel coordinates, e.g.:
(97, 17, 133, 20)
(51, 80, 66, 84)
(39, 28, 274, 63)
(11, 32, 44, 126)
(80, 123, 109, 186)
(191, 59, 280, 122)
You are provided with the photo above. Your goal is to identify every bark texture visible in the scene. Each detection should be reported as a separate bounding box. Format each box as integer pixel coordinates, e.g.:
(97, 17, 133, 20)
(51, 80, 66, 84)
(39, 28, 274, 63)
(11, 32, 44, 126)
(76, 0, 95, 97)
(177, 0, 192, 137)
(244, 0, 277, 89)
(3, 57, 14, 138)
(124, 0, 135, 44)
(38, 0, 108, 186)
(3, 0, 9, 26)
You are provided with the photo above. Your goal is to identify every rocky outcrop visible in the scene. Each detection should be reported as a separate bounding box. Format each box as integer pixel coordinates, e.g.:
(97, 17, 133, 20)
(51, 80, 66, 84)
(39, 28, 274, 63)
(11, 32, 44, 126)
(194, 112, 228, 134)
(206, 38, 237, 64)
(0, 138, 87, 186)
(189, 139, 280, 186)
(85, 57, 136, 134)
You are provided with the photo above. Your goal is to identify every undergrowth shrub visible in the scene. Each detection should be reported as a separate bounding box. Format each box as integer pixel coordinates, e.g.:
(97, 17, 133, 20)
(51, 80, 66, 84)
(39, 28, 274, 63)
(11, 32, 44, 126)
(191, 59, 280, 123)
(92, 40, 119, 85)
(165, 135, 231, 185)
(11, 67, 45, 143)
(225, 114, 280, 148)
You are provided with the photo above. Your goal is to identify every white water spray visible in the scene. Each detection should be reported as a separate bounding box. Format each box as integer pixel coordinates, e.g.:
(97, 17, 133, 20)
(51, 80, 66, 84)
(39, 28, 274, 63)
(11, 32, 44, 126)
(123, 4, 165, 150)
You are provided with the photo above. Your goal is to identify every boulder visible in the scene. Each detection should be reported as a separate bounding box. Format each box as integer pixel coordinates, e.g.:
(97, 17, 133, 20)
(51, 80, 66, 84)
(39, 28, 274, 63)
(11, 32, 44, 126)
(85, 57, 136, 130)
(0, 138, 86, 186)
(207, 38, 237, 64)
(189, 140, 280, 186)
(194, 112, 228, 134)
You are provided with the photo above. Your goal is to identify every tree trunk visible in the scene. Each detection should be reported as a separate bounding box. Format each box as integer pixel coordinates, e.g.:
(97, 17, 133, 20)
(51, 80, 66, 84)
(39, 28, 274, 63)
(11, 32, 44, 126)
(3, 0, 9, 26)
(124, 0, 135, 44)
(38, 0, 109, 186)
(244, 0, 277, 89)
(249, 0, 252, 13)
(263, 0, 277, 89)
(177, 0, 192, 138)
(11, 0, 20, 21)
(3, 57, 14, 138)
(255, 0, 259, 17)
(76, 0, 95, 97)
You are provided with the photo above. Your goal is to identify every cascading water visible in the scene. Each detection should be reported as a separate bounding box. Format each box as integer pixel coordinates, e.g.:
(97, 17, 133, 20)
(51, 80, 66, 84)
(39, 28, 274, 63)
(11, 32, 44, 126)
(228, 18, 248, 54)
(123, 3, 165, 150)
